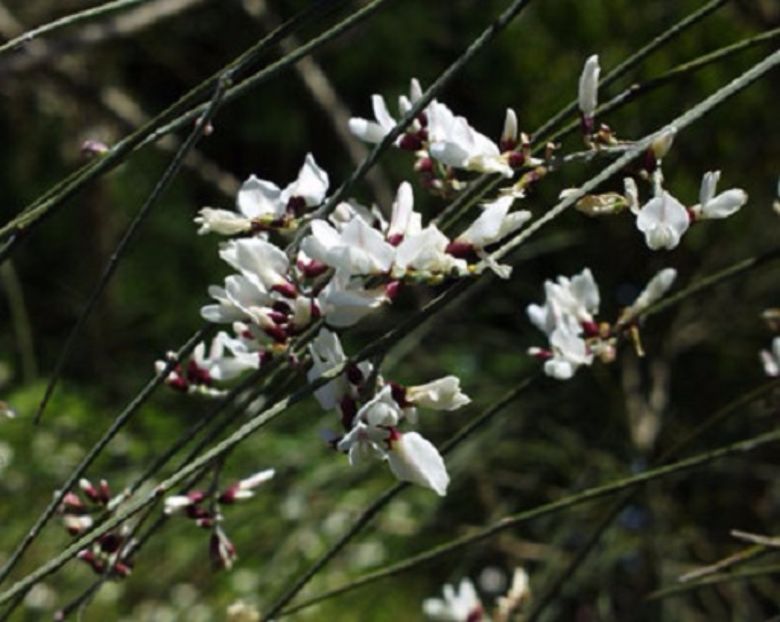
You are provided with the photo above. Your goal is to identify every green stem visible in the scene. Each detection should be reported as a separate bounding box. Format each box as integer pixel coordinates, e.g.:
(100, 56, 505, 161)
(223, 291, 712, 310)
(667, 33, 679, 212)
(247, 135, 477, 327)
(0, 326, 210, 587)
(0, 0, 153, 56)
(0, 0, 360, 249)
(646, 562, 780, 601)
(33, 73, 230, 424)
(278, 426, 780, 616)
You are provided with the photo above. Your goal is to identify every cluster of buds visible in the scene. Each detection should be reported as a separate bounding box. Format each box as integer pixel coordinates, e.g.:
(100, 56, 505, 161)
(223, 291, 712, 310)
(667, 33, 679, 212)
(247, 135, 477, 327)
(309, 329, 470, 496)
(349, 79, 544, 197)
(527, 267, 678, 380)
(59, 478, 134, 578)
(423, 568, 530, 622)
(164, 468, 274, 570)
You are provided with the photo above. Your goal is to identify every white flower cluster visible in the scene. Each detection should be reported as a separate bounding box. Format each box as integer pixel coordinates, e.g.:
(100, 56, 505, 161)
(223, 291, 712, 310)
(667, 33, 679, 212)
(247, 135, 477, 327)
(309, 329, 470, 496)
(162, 154, 532, 396)
(349, 78, 542, 197)
(573, 56, 748, 251)
(527, 267, 678, 379)
(423, 568, 530, 621)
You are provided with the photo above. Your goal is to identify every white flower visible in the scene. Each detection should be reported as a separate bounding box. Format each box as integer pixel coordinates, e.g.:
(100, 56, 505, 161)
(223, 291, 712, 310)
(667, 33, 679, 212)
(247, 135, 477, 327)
(349, 79, 426, 144)
(194, 208, 253, 236)
(496, 567, 531, 618)
(200, 274, 273, 325)
(301, 217, 395, 276)
(387, 181, 422, 243)
(219, 238, 293, 294)
(623, 268, 677, 319)
(386, 431, 449, 496)
(760, 337, 780, 377)
(393, 225, 466, 278)
(357, 386, 403, 427)
(423, 578, 483, 621)
(456, 196, 531, 249)
(427, 102, 513, 177)
(693, 170, 748, 220)
(406, 376, 470, 411)
(193, 333, 259, 382)
(281, 153, 329, 208)
(543, 315, 594, 380)
(527, 268, 600, 336)
(636, 191, 690, 250)
(337, 421, 387, 466)
(308, 328, 349, 410)
(194, 154, 328, 235)
(349, 94, 397, 143)
(578, 54, 600, 118)
(317, 270, 388, 327)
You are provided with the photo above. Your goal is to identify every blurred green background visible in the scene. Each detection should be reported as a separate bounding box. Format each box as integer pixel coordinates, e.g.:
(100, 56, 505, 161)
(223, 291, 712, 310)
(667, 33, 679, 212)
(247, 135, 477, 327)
(0, 0, 779, 619)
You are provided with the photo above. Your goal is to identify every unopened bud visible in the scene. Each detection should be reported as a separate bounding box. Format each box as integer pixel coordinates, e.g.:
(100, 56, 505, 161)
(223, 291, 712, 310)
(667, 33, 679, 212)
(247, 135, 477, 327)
(650, 126, 676, 161)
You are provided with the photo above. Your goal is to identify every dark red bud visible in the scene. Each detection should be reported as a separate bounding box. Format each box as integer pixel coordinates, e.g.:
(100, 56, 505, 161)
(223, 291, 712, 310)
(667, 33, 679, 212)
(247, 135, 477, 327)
(581, 320, 600, 337)
(445, 240, 475, 259)
(389, 382, 410, 407)
(186, 360, 212, 386)
(267, 311, 288, 325)
(298, 259, 329, 279)
(218, 484, 239, 505)
(415, 157, 434, 173)
(272, 281, 298, 299)
(113, 561, 133, 578)
(500, 139, 518, 153)
(264, 324, 288, 344)
(507, 151, 525, 168)
(532, 349, 553, 361)
(387, 233, 404, 247)
(399, 133, 423, 151)
(641, 149, 657, 173)
(385, 280, 401, 300)
(286, 196, 307, 217)
(99, 533, 123, 554)
(62, 492, 85, 512)
(581, 114, 595, 135)
(346, 364, 364, 385)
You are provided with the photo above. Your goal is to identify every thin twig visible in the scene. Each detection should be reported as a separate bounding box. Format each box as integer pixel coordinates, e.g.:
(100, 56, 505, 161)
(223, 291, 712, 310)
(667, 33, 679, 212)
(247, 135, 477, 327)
(533, 0, 731, 141)
(646, 563, 780, 601)
(0, 0, 358, 251)
(278, 426, 780, 616)
(0, 0, 153, 57)
(33, 73, 231, 424)
(0, 326, 209, 586)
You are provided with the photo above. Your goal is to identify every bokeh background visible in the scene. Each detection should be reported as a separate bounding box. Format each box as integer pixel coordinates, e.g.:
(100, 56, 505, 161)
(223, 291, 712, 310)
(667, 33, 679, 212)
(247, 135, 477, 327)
(0, 0, 779, 619)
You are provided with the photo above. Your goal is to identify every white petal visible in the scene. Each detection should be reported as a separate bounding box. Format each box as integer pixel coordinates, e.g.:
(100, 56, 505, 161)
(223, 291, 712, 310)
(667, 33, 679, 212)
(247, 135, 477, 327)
(387, 432, 449, 496)
(578, 54, 600, 117)
(701, 189, 747, 219)
(237, 175, 283, 219)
